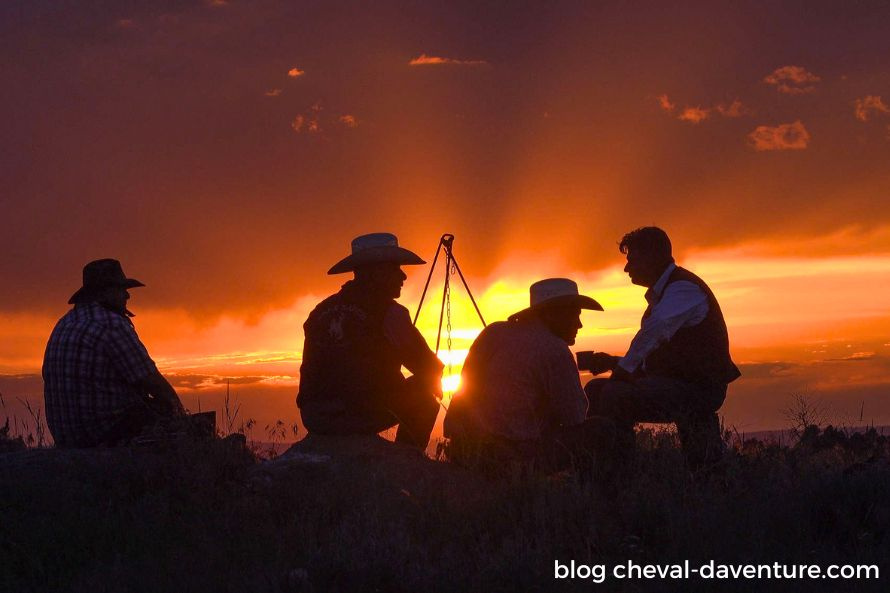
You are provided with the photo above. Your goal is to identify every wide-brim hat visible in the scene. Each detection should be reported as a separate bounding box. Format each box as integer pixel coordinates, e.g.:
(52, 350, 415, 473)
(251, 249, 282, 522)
(68, 259, 145, 304)
(328, 232, 425, 275)
(509, 278, 603, 321)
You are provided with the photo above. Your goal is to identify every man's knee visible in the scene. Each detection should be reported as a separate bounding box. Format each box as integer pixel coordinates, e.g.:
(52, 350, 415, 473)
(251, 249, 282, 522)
(586, 378, 632, 419)
(584, 378, 609, 413)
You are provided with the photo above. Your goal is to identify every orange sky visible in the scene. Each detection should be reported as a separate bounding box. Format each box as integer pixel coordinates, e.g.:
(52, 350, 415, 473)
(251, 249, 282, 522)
(2, 1, 890, 435)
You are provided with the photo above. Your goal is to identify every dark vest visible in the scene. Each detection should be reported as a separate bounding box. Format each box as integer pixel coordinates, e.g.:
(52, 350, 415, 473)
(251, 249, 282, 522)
(297, 281, 404, 413)
(643, 266, 741, 386)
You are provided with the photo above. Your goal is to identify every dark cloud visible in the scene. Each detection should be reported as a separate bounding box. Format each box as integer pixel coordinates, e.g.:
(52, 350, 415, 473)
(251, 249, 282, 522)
(2, 0, 890, 323)
(167, 374, 268, 389)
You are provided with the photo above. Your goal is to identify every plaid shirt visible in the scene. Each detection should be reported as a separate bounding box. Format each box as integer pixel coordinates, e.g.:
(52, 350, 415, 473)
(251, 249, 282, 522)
(43, 302, 159, 447)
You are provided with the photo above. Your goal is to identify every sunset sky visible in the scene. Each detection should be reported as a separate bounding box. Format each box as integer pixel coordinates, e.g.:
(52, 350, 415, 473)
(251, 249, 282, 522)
(2, 0, 889, 437)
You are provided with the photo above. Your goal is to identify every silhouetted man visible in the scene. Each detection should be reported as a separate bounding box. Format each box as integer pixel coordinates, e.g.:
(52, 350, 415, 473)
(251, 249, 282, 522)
(43, 259, 186, 448)
(444, 278, 612, 470)
(583, 227, 741, 469)
(297, 233, 443, 450)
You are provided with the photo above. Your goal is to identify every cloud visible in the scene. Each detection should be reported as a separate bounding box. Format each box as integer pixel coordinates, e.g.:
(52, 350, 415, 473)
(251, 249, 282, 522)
(763, 65, 821, 94)
(656, 94, 675, 113)
(287, 67, 305, 78)
(716, 99, 749, 118)
(264, 89, 282, 97)
(678, 106, 710, 124)
(167, 373, 266, 390)
(291, 114, 320, 134)
(116, 19, 135, 28)
(658, 96, 748, 122)
(825, 351, 877, 362)
(747, 120, 811, 151)
(291, 104, 357, 134)
(338, 114, 358, 128)
(409, 54, 488, 66)
(853, 95, 890, 122)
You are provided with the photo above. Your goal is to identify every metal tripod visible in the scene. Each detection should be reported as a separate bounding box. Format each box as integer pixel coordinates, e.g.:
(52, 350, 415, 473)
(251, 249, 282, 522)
(413, 234, 486, 357)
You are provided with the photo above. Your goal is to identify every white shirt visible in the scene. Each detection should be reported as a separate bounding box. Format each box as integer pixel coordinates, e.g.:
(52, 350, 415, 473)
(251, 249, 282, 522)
(618, 263, 709, 374)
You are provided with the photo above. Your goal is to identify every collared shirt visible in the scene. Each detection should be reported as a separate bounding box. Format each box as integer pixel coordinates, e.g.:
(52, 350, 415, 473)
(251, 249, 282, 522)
(618, 263, 709, 374)
(454, 318, 588, 441)
(43, 302, 159, 447)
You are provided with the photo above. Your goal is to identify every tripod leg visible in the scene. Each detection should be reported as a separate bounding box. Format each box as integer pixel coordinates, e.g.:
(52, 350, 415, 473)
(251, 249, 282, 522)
(413, 241, 444, 325)
(449, 256, 486, 327)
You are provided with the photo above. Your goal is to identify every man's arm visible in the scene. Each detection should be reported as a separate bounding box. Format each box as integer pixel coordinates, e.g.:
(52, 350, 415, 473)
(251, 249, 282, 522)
(136, 369, 186, 416)
(617, 280, 708, 374)
(105, 318, 186, 415)
(543, 346, 589, 426)
(383, 304, 444, 396)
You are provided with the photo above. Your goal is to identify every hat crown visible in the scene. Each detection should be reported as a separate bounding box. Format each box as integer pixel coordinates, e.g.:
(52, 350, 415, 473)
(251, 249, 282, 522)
(327, 232, 424, 274)
(529, 278, 580, 307)
(83, 259, 129, 288)
(351, 233, 399, 254)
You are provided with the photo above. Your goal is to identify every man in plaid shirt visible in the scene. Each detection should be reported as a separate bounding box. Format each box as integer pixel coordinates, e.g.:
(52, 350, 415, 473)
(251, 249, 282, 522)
(43, 259, 185, 448)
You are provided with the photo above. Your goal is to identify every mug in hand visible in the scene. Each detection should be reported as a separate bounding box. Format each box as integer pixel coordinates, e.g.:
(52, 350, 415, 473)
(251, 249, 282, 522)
(576, 351, 597, 372)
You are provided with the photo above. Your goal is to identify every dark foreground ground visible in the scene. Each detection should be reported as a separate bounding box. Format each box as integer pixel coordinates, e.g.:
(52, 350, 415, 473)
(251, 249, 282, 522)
(1, 426, 889, 593)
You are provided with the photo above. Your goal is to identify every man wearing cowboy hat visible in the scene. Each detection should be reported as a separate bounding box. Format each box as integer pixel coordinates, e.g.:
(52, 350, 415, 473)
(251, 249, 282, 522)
(297, 233, 444, 450)
(582, 227, 741, 470)
(43, 259, 186, 448)
(443, 278, 613, 470)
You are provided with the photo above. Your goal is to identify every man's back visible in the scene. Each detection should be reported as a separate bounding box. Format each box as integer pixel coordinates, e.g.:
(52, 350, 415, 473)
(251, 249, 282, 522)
(43, 303, 156, 447)
(297, 281, 402, 414)
(451, 319, 587, 441)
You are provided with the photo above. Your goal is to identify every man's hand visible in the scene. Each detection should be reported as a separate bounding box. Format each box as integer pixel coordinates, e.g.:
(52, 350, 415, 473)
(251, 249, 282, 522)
(578, 352, 621, 375)
(138, 370, 186, 417)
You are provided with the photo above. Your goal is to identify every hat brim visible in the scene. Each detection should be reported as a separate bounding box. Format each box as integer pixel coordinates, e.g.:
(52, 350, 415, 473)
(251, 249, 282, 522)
(68, 278, 145, 304)
(508, 294, 603, 321)
(327, 246, 426, 275)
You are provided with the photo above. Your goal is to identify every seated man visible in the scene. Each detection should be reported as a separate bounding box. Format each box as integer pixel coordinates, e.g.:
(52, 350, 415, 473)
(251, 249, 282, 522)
(444, 278, 612, 470)
(43, 259, 187, 448)
(297, 233, 444, 450)
(583, 227, 741, 469)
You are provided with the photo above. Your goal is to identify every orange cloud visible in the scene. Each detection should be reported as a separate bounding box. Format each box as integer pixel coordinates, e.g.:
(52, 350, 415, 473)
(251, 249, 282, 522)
(287, 67, 305, 78)
(116, 18, 135, 28)
(678, 106, 710, 124)
(291, 115, 305, 132)
(659, 97, 748, 122)
(656, 94, 675, 112)
(339, 114, 359, 128)
(747, 120, 811, 151)
(265, 89, 282, 97)
(763, 65, 820, 94)
(853, 95, 890, 122)
(409, 54, 487, 66)
(716, 99, 749, 118)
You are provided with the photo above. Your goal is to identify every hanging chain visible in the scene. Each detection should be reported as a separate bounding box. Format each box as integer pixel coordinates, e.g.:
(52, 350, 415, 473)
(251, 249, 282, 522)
(445, 259, 455, 379)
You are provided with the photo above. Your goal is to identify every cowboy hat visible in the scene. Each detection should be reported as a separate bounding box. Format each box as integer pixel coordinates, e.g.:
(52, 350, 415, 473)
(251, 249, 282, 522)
(68, 259, 145, 304)
(328, 232, 425, 275)
(508, 278, 603, 320)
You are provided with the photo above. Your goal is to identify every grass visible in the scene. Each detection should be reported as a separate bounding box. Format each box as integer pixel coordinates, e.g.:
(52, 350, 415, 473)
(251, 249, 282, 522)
(1, 419, 889, 592)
